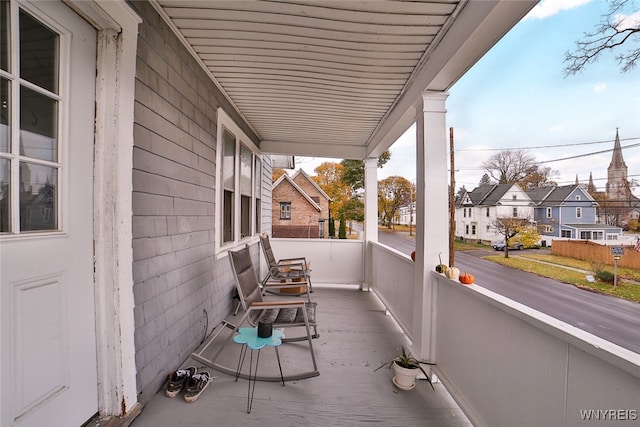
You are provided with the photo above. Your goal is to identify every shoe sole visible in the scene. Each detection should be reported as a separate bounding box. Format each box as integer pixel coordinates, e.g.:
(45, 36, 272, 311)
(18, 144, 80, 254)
(184, 378, 210, 402)
(165, 367, 197, 398)
(165, 388, 181, 398)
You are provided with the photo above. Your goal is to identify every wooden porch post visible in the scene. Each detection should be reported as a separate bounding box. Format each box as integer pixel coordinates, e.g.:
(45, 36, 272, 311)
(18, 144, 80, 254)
(414, 91, 449, 361)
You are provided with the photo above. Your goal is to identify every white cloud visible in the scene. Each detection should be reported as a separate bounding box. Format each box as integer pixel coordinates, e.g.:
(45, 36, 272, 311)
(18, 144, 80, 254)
(615, 11, 640, 30)
(525, 0, 592, 20)
(549, 124, 565, 132)
(593, 82, 607, 93)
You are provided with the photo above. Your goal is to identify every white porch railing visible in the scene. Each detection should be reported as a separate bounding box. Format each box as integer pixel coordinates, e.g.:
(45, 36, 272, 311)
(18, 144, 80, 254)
(368, 242, 416, 341)
(269, 238, 364, 285)
(324, 240, 640, 427)
(432, 273, 640, 426)
(271, 239, 640, 426)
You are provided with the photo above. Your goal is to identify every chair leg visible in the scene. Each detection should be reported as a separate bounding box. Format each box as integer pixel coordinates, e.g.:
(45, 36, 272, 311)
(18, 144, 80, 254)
(190, 308, 320, 382)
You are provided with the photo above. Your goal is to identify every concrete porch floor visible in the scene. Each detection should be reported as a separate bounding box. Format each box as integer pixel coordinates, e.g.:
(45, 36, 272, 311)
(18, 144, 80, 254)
(130, 285, 472, 427)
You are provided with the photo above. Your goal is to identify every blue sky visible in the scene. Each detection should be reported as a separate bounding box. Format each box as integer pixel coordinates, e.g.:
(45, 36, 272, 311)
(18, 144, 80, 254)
(297, 0, 640, 193)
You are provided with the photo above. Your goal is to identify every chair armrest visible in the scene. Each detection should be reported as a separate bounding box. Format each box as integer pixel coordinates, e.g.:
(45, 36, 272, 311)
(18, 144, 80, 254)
(250, 300, 304, 308)
(278, 258, 308, 267)
(263, 280, 309, 290)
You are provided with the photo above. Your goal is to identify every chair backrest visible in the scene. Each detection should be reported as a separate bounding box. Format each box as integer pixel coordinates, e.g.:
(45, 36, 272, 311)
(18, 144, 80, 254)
(229, 245, 263, 321)
(259, 233, 277, 268)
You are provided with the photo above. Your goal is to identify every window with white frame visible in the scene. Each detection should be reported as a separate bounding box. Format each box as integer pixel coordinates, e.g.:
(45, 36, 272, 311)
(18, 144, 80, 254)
(576, 207, 582, 218)
(254, 156, 261, 232)
(1, 7, 62, 235)
(216, 109, 262, 251)
(280, 202, 291, 220)
(561, 230, 571, 238)
(512, 207, 518, 217)
(486, 207, 490, 217)
(546, 207, 552, 218)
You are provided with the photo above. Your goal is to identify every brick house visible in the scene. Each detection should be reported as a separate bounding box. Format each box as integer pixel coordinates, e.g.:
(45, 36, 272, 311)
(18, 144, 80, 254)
(272, 170, 331, 238)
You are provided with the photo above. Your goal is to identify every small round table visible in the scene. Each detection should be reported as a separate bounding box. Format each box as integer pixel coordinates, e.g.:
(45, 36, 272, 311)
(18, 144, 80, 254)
(233, 326, 285, 413)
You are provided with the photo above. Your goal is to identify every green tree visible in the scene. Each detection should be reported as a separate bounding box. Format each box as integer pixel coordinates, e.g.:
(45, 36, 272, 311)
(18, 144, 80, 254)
(456, 185, 468, 200)
(378, 176, 412, 228)
(338, 215, 347, 239)
(328, 216, 336, 237)
(340, 150, 391, 192)
(313, 162, 349, 217)
(478, 173, 492, 186)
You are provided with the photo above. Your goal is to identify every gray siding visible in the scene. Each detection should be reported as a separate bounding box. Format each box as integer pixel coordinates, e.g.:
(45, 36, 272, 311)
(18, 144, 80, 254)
(261, 156, 273, 233)
(129, 2, 265, 403)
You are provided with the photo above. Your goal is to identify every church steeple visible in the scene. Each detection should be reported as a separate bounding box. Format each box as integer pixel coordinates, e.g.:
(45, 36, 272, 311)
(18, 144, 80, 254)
(606, 128, 629, 201)
(608, 128, 627, 170)
(588, 172, 596, 192)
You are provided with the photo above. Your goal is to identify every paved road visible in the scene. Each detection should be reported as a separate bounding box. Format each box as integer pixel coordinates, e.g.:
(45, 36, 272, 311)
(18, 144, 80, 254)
(375, 228, 640, 354)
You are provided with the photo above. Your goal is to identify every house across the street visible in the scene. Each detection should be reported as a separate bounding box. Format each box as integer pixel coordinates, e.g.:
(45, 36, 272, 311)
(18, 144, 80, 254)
(271, 169, 331, 238)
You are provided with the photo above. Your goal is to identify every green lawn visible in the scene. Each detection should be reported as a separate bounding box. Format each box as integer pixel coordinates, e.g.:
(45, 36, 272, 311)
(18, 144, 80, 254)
(485, 255, 640, 303)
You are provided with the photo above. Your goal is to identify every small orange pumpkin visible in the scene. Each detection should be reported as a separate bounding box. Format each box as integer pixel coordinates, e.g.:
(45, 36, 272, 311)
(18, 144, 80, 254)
(459, 272, 474, 285)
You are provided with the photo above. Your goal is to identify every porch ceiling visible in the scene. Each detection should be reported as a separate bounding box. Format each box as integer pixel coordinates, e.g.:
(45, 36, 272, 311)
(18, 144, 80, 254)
(152, 0, 537, 159)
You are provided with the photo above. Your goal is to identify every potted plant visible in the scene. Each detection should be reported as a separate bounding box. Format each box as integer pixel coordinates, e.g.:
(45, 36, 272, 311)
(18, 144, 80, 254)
(374, 346, 434, 391)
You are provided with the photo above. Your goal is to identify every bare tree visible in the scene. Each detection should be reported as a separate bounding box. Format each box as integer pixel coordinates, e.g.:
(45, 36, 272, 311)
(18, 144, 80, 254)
(564, 0, 640, 75)
(481, 149, 538, 184)
(491, 216, 530, 258)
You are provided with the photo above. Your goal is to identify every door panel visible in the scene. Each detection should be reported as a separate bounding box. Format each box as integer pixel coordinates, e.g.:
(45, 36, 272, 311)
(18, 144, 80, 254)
(0, 1, 98, 426)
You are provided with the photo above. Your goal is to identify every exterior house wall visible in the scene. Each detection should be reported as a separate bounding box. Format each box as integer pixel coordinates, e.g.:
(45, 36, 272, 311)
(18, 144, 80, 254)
(536, 187, 599, 238)
(535, 206, 560, 236)
(272, 179, 322, 238)
(292, 173, 330, 221)
(457, 184, 534, 244)
(129, 2, 268, 403)
(476, 206, 494, 242)
(260, 156, 274, 233)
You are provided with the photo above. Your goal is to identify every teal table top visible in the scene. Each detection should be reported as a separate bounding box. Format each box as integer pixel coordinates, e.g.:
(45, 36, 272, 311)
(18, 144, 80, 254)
(233, 327, 284, 350)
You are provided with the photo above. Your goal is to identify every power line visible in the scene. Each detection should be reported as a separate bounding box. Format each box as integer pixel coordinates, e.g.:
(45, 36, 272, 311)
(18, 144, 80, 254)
(456, 136, 640, 152)
(537, 142, 640, 164)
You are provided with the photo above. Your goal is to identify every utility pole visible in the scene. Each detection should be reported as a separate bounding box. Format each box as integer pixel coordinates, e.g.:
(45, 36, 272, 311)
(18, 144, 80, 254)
(449, 127, 455, 267)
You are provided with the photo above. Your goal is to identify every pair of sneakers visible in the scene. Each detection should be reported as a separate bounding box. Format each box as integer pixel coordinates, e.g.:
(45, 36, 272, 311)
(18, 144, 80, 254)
(165, 366, 212, 402)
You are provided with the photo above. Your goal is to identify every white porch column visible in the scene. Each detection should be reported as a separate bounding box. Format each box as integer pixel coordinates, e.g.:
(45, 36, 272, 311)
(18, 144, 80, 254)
(364, 157, 379, 243)
(68, 0, 141, 418)
(362, 157, 378, 290)
(413, 91, 449, 361)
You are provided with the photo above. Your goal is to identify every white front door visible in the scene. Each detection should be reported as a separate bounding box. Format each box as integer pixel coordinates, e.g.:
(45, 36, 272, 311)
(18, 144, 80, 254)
(0, 1, 98, 426)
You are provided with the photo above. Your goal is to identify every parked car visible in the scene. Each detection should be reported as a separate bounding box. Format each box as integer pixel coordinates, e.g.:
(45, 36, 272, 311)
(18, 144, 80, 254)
(492, 241, 524, 251)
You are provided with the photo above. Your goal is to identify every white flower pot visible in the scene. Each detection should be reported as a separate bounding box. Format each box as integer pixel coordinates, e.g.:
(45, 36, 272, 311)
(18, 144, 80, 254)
(392, 361, 419, 390)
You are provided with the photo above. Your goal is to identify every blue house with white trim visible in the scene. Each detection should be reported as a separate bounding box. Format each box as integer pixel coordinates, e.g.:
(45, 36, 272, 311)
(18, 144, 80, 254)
(528, 184, 622, 241)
